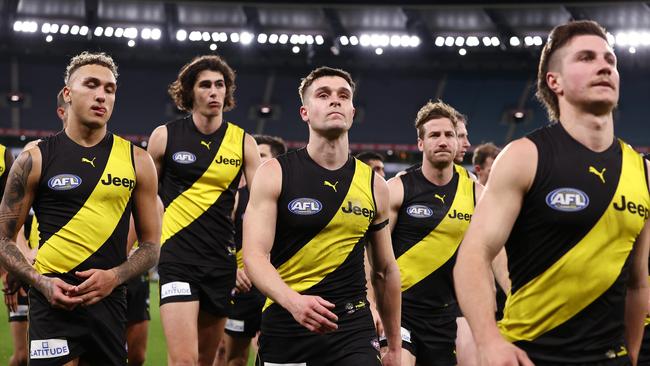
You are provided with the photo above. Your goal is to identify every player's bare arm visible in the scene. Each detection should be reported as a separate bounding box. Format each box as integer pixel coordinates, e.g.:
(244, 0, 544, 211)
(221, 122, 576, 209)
(72, 147, 161, 305)
(242, 133, 261, 187)
(243, 160, 338, 334)
(454, 138, 536, 366)
(367, 174, 402, 366)
(147, 124, 168, 180)
(0, 149, 82, 310)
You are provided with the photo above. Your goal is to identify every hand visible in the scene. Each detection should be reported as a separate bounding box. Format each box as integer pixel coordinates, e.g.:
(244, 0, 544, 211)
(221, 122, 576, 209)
(286, 293, 338, 334)
(235, 269, 252, 293)
(70, 268, 119, 306)
(478, 339, 534, 366)
(36, 276, 83, 310)
(370, 305, 384, 337)
(381, 348, 401, 366)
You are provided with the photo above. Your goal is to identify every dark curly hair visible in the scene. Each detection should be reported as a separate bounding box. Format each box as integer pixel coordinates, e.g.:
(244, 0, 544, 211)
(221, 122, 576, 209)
(168, 55, 236, 112)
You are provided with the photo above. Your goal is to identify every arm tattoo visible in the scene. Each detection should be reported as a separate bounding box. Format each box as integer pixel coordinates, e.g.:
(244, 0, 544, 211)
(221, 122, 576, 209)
(114, 241, 159, 284)
(0, 153, 40, 291)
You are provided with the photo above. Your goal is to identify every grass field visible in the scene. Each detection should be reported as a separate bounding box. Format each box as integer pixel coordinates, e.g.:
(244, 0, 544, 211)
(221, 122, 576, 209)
(1, 282, 255, 365)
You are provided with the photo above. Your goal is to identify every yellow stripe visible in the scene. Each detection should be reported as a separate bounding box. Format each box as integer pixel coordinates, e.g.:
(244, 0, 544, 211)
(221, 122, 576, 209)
(236, 249, 243, 269)
(264, 160, 374, 310)
(161, 123, 244, 245)
(34, 136, 135, 274)
(499, 141, 650, 342)
(0, 144, 6, 178)
(28, 215, 39, 250)
(454, 164, 468, 178)
(397, 171, 474, 292)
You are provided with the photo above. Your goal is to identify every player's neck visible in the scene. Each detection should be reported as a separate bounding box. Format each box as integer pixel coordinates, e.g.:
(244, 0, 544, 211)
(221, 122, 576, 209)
(191, 111, 223, 135)
(306, 133, 349, 170)
(421, 160, 454, 186)
(558, 106, 614, 153)
(64, 119, 107, 147)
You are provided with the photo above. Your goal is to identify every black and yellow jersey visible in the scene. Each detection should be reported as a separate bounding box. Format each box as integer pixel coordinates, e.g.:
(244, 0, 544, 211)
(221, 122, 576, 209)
(262, 148, 376, 336)
(33, 132, 135, 283)
(159, 116, 245, 268)
(393, 168, 474, 318)
(234, 185, 249, 269)
(0, 143, 9, 197)
(499, 122, 650, 363)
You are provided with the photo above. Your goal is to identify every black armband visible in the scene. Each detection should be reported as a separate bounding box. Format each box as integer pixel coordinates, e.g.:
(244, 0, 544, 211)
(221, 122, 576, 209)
(367, 219, 389, 232)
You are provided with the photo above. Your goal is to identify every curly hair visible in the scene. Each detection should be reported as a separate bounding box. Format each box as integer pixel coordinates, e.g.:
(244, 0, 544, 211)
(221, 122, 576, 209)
(64, 51, 118, 84)
(168, 55, 236, 112)
(414, 100, 460, 139)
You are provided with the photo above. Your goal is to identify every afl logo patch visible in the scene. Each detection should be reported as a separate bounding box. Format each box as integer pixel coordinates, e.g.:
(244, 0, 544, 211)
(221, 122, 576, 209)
(172, 151, 196, 164)
(545, 188, 590, 212)
(288, 198, 323, 215)
(48, 174, 82, 190)
(406, 204, 433, 218)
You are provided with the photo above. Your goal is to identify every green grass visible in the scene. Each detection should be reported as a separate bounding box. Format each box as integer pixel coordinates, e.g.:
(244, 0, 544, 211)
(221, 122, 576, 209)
(1, 282, 255, 365)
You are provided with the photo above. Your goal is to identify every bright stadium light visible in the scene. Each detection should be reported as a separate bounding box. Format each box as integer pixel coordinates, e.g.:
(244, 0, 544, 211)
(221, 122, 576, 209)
(50, 23, 59, 34)
(459, 48, 467, 56)
(409, 35, 420, 47)
(257, 33, 268, 44)
(141, 28, 151, 40)
(306, 35, 314, 45)
(375, 47, 383, 55)
(349, 35, 359, 46)
(509, 36, 520, 46)
(315, 35, 324, 45)
(606, 32, 615, 45)
(466, 36, 479, 47)
(359, 34, 371, 47)
(524, 36, 534, 46)
(41, 23, 51, 33)
(80, 26, 89, 36)
(219, 32, 228, 42)
(269, 34, 278, 44)
(70, 25, 79, 35)
(13, 21, 22, 32)
(339, 36, 349, 46)
(401, 35, 410, 47)
(279, 34, 288, 44)
(230, 32, 240, 43)
(94, 26, 103, 37)
(292, 46, 300, 53)
(104, 26, 114, 37)
(189, 31, 201, 41)
(533, 36, 543, 46)
(151, 28, 161, 40)
(124, 27, 138, 39)
(202, 32, 211, 42)
(128, 39, 135, 47)
(176, 29, 187, 41)
(455, 36, 465, 47)
(629, 46, 636, 54)
(46, 35, 53, 42)
(445, 36, 454, 47)
(391, 35, 402, 47)
(60, 24, 69, 34)
(435, 36, 445, 47)
(240, 32, 253, 45)
(299, 34, 307, 44)
(491, 36, 500, 46)
(114, 27, 124, 38)
(482, 36, 492, 46)
(210, 43, 217, 51)
(290, 34, 299, 44)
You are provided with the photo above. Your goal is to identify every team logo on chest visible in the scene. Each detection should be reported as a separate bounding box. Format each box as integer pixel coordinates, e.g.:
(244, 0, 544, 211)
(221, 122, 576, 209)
(545, 188, 590, 212)
(288, 198, 323, 215)
(172, 151, 196, 164)
(48, 174, 82, 191)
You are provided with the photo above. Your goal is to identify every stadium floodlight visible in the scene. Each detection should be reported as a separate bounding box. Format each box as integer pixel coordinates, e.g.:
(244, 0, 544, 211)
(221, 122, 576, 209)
(533, 36, 543, 46)
(616, 32, 628, 47)
(375, 47, 383, 55)
(151, 28, 161, 40)
(379, 34, 389, 47)
(114, 27, 124, 37)
(391, 35, 402, 47)
(269, 34, 278, 44)
(124, 27, 137, 39)
(189, 31, 201, 41)
(176, 29, 187, 41)
(315, 35, 324, 45)
(104, 26, 114, 37)
(445, 36, 454, 47)
(219, 32, 228, 42)
(210, 43, 217, 51)
(94, 26, 103, 37)
(257, 33, 268, 44)
(80, 26, 89, 36)
(70, 25, 79, 35)
(524, 36, 533, 46)
(46, 35, 53, 42)
(466, 36, 479, 47)
(202, 32, 211, 42)
(459, 48, 467, 56)
(230, 32, 240, 43)
(212, 32, 220, 42)
(455, 36, 465, 47)
(339, 36, 349, 46)
(41, 23, 51, 33)
(509, 36, 520, 46)
(240, 32, 253, 45)
(491, 36, 500, 46)
(13, 21, 22, 32)
(19, 21, 37, 33)
(50, 24, 59, 34)
(409, 35, 420, 47)
(292, 46, 300, 53)
(306, 35, 314, 45)
(606, 32, 615, 46)
(435, 36, 445, 47)
(141, 28, 151, 40)
(60, 24, 69, 34)
(401, 35, 410, 47)
(128, 39, 135, 47)
(629, 46, 636, 54)
(279, 34, 288, 44)
(299, 34, 307, 44)
(482, 36, 492, 46)
(359, 34, 371, 47)
(349, 35, 359, 46)
(290, 34, 299, 44)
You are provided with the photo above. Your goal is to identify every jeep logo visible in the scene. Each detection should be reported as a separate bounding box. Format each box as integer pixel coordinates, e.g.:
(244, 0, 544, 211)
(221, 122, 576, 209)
(101, 173, 135, 191)
(341, 201, 375, 220)
(215, 155, 242, 167)
(613, 195, 649, 220)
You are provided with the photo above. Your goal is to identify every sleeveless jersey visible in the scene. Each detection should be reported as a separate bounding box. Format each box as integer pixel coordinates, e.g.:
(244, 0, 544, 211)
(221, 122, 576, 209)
(33, 132, 135, 283)
(0, 144, 8, 197)
(262, 148, 376, 336)
(159, 116, 245, 267)
(393, 168, 474, 318)
(498, 122, 650, 363)
(234, 185, 249, 269)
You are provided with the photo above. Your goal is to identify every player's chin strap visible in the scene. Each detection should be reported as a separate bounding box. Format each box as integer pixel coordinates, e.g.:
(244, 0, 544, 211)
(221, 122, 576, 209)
(367, 219, 389, 232)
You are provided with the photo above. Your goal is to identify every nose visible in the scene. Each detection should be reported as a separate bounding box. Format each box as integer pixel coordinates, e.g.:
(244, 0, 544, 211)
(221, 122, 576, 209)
(596, 56, 613, 76)
(95, 91, 105, 103)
